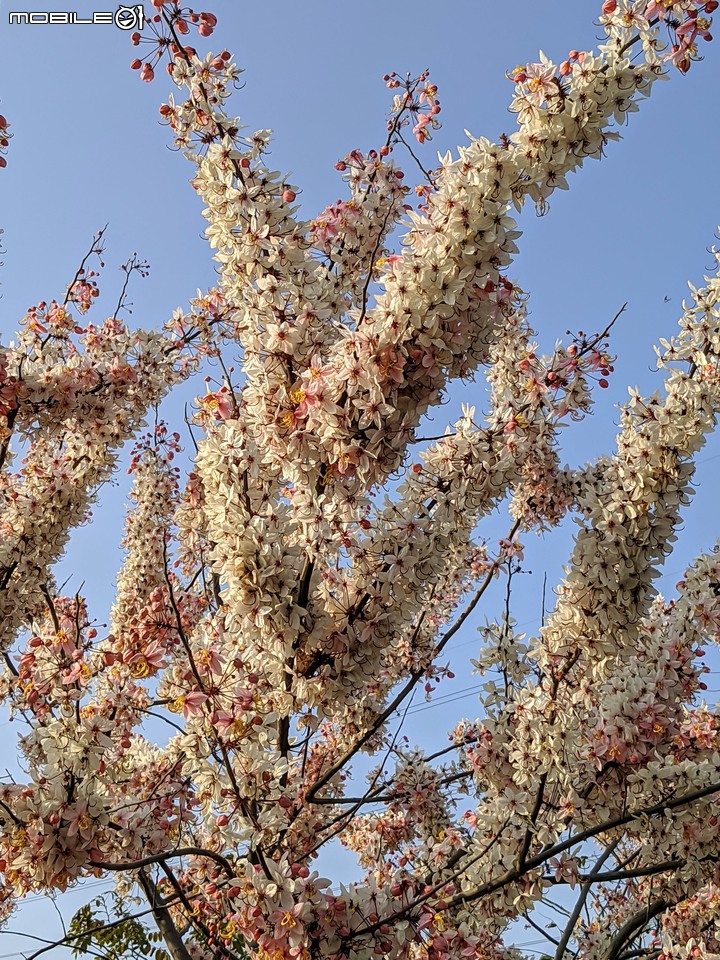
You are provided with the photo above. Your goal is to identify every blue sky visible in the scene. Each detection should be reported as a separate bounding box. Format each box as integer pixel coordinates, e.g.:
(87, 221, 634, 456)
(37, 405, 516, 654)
(1, 0, 720, 955)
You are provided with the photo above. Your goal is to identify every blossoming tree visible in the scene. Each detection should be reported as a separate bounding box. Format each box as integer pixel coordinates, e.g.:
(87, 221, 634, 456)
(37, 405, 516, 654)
(1, 1, 720, 959)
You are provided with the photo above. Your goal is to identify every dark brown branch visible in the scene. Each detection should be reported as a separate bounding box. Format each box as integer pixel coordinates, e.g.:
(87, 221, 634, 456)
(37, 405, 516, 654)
(305, 518, 521, 803)
(137, 867, 193, 960)
(158, 862, 244, 960)
(554, 838, 620, 960)
(445, 780, 720, 912)
(606, 898, 671, 960)
(89, 845, 233, 876)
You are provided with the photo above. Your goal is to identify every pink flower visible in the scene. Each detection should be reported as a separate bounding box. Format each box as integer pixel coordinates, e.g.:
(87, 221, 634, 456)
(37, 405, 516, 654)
(645, 0, 677, 18)
(181, 690, 208, 718)
(63, 804, 95, 843)
(523, 60, 558, 106)
(199, 385, 235, 420)
(676, 13, 713, 44)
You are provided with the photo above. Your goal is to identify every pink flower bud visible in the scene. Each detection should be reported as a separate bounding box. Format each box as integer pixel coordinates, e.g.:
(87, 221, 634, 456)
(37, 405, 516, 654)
(601, 0, 617, 12)
(282, 189, 297, 203)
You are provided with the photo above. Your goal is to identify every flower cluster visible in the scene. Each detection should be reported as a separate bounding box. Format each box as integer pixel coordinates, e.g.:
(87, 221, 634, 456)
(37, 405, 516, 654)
(600, 0, 717, 73)
(384, 70, 442, 145)
(0, 113, 11, 169)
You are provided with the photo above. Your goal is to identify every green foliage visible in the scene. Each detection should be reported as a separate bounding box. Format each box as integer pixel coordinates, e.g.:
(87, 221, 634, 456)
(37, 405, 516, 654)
(69, 890, 168, 960)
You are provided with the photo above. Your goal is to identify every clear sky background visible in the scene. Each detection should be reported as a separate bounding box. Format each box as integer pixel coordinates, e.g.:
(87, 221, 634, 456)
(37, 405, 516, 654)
(1, 0, 720, 956)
